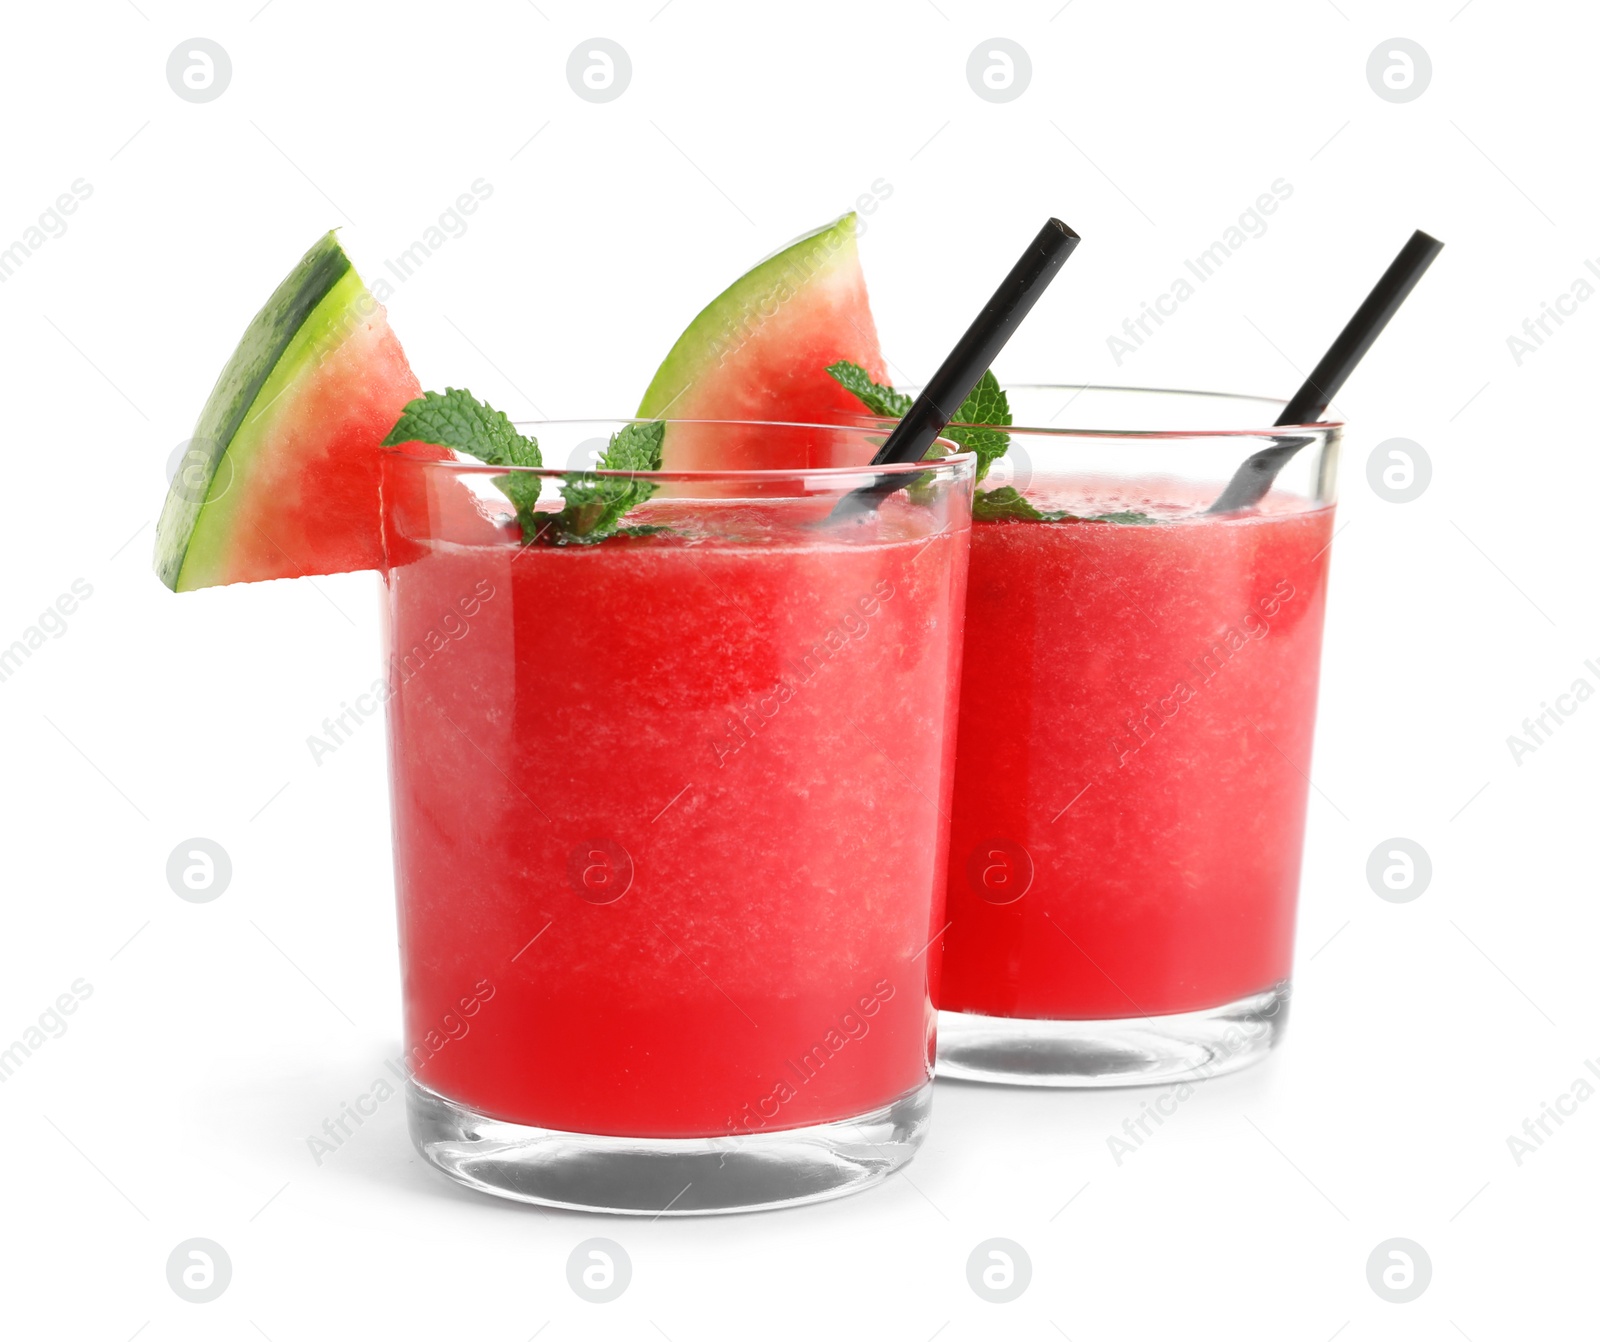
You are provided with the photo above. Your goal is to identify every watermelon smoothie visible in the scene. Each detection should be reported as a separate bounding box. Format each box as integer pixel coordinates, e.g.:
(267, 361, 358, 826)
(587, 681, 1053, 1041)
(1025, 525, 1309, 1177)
(932, 388, 1340, 1087)
(381, 424, 973, 1212)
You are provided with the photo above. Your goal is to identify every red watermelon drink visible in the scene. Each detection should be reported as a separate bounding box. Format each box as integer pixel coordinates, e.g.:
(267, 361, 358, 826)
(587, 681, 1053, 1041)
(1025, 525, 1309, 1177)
(928, 388, 1340, 1086)
(804, 376, 1342, 1087)
(380, 415, 974, 1213)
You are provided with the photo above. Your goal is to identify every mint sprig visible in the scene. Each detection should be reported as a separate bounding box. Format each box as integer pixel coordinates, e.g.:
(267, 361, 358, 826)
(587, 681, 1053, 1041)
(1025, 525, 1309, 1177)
(825, 363, 1162, 526)
(382, 389, 664, 544)
(826, 361, 1012, 481)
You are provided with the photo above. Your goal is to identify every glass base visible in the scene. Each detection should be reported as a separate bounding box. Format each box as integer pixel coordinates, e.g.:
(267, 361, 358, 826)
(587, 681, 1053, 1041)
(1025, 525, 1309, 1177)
(935, 981, 1289, 1088)
(406, 1078, 933, 1215)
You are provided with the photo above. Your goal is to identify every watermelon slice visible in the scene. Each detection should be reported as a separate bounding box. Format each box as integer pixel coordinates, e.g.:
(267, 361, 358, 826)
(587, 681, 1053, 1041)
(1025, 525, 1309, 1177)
(638, 213, 889, 470)
(154, 232, 433, 591)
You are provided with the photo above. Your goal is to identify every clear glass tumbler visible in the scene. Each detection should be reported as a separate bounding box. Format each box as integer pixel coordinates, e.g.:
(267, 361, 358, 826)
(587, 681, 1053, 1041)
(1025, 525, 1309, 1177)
(928, 387, 1340, 1087)
(378, 421, 973, 1212)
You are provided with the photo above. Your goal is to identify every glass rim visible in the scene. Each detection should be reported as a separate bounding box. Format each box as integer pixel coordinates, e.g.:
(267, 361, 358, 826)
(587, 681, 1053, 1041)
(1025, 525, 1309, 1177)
(380, 418, 974, 481)
(892, 383, 1345, 440)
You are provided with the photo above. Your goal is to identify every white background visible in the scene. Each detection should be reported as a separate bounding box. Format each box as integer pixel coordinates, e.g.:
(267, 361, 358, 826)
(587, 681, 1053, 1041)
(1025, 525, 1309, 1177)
(1, 1, 1595, 1337)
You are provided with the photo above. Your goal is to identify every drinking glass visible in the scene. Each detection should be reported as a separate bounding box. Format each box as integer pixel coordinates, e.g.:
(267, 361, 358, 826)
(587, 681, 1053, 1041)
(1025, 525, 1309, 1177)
(379, 421, 974, 1211)
(930, 387, 1339, 1086)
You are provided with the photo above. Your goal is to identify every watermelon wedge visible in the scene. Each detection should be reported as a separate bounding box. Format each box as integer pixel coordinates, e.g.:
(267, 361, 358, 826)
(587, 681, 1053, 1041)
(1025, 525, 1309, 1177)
(638, 213, 889, 470)
(154, 232, 434, 591)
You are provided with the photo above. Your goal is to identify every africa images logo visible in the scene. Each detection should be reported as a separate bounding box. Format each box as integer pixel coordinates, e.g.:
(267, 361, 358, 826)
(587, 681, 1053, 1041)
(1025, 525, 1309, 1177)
(309, 579, 496, 764)
(725, 980, 896, 1135)
(305, 978, 495, 1165)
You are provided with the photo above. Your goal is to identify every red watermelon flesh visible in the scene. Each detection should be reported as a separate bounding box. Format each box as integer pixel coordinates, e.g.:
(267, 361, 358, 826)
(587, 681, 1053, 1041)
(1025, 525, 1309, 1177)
(637, 214, 889, 471)
(155, 233, 475, 592)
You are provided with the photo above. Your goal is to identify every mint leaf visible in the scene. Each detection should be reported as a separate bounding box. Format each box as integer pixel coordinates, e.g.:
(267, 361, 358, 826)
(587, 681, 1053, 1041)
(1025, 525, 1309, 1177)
(972, 489, 1165, 526)
(382, 387, 539, 467)
(382, 387, 544, 534)
(945, 370, 1011, 481)
(953, 369, 1009, 430)
(544, 420, 666, 544)
(973, 486, 1059, 522)
(825, 361, 911, 419)
(827, 361, 1012, 482)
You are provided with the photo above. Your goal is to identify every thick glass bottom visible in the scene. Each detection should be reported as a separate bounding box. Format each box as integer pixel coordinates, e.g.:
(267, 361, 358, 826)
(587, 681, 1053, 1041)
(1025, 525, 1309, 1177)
(935, 981, 1289, 1088)
(407, 1078, 933, 1215)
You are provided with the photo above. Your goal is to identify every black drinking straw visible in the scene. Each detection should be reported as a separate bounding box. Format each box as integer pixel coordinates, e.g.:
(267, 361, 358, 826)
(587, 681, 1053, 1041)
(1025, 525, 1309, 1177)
(1208, 229, 1444, 514)
(833, 218, 1080, 520)
(873, 218, 1081, 466)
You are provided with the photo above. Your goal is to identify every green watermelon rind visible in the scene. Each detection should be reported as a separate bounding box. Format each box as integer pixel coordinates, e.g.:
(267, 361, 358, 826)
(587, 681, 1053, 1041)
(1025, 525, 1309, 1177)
(636, 212, 861, 419)
(154, 231, 374, 591)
